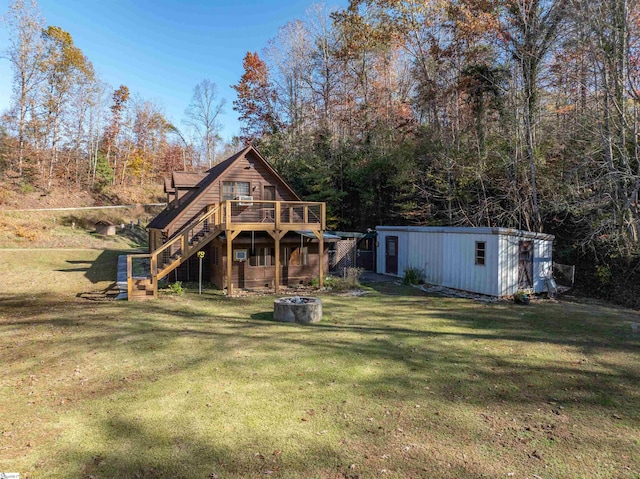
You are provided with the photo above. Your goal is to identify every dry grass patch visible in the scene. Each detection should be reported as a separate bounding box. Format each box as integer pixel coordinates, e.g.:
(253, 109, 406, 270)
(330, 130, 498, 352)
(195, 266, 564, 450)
(0, 209, 156, 249)
(0, 250, 639, 478)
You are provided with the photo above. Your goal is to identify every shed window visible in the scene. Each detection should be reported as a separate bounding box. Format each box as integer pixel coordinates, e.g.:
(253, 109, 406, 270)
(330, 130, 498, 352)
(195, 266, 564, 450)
(475, 241, 486, 265)
(223, 181, 250, 201)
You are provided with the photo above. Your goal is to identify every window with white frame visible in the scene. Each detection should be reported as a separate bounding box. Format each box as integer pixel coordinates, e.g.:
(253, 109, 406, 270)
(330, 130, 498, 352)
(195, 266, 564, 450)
(222, 181, 250, 201)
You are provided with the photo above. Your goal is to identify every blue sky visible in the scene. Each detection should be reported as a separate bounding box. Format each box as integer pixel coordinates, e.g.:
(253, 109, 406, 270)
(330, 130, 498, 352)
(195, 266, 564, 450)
(0, 0, 346, 142)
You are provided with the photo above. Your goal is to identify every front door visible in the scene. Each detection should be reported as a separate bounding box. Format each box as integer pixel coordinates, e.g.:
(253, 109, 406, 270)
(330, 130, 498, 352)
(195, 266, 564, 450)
(518, 240, 534, 289)
(263, 185, 276, 201)
(263, 186, 276, 222)
(385, 236, 398, 275)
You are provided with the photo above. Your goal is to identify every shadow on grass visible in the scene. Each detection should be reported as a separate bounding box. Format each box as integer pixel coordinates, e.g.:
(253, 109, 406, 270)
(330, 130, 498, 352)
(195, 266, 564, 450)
(2, 289, 638, 406)
(55, 249, 123, 283)
(250, 311, 277, 322)
(1, 282, 639, 478)
(66, 416, 362, 479)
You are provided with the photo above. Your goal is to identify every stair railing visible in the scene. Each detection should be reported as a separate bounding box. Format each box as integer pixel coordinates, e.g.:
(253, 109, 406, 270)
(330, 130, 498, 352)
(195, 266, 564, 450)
(126, 204, 220, 300)
(152, 204, 220, 280)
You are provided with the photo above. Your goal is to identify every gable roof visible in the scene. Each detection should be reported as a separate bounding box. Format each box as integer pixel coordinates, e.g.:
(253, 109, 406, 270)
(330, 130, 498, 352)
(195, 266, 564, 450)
(164, 177, 174, 194)
(172, 171, 208, 189)
(148, 145, 300, 232)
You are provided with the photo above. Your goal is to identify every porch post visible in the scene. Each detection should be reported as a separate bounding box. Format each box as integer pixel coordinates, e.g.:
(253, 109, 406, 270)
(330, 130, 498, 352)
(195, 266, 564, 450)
(226, 231, 233, 296)
(319, 233, 324, 289)
(313, 230, 324, 289)
(267, 230, 285, 294)
(274, 233, 280, 294)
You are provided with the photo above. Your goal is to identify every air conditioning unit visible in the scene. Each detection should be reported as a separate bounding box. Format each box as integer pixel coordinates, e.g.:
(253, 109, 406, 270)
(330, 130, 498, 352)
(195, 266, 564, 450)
(236, 195, 254, 206)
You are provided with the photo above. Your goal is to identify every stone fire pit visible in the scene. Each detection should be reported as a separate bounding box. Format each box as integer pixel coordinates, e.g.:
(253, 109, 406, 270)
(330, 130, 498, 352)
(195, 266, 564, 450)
(273, 296, 322, 323)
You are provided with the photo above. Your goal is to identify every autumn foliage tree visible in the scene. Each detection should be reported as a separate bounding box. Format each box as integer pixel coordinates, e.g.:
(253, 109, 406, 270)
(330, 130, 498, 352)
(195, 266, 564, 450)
(0, 0, 189, 193)
(231, 52, 280, 144)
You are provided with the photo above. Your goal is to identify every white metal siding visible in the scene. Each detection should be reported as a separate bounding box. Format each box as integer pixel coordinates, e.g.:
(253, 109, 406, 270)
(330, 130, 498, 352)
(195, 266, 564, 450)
(405, 230, 443, 284)
(376, 226, 553, 297)
(441, 233, 499, 296)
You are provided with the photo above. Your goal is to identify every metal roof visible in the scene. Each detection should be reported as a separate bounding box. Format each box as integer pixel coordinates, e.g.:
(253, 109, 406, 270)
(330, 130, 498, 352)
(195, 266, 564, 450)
(375, 225, 554, 241)
(296, 230, 342, 241)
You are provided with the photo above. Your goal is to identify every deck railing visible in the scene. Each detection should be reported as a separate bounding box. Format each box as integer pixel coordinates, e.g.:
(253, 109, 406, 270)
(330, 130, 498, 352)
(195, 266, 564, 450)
(219, 200, 325, 231)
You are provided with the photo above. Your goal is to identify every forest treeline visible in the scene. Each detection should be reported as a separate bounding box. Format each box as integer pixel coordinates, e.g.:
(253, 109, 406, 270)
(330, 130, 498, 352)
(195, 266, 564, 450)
(2, 0, 640, 305)
(0, 0, 228, 195)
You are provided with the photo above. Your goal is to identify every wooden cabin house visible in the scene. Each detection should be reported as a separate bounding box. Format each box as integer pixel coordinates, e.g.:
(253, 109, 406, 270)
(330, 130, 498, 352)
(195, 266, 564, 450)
(125, 146, 329, 300)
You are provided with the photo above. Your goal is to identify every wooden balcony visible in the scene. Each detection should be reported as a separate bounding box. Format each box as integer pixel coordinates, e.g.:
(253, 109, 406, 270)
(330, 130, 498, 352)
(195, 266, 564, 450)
(219, 200, 326, 231)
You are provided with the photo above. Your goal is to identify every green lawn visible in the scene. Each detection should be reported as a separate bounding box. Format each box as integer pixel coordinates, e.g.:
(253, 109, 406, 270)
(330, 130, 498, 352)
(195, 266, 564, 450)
(0, 249, 639, 478)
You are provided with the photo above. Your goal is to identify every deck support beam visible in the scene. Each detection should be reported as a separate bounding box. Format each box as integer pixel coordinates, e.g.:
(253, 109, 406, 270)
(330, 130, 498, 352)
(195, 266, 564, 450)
(226, 229, 241, 296)
(267, 230, 286, 294)
(313, 230, 324, 288)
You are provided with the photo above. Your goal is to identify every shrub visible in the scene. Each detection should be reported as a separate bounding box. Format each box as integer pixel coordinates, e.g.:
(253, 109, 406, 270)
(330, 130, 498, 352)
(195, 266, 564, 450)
(20, 182, 35, 194)
(311, 268, 363, 291)
(15, 225, 37, 241)
(595, 265, 612, 285)
(310, 276, 338, 288)
(167, 281, 184, 295)
(324, 276, 338, 288)
(331, 268, 363, 291)
(513, 290, 530, 305)
(403, 266, 425, 285)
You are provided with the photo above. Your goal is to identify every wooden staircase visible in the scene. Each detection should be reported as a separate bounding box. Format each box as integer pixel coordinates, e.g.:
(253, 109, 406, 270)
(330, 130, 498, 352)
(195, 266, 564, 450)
(126, 205, 222, 301)
(129, 278, 156, 301)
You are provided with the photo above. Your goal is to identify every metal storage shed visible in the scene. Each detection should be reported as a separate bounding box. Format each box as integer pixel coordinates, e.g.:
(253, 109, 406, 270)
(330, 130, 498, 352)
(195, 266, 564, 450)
(375, 226, 554, 297)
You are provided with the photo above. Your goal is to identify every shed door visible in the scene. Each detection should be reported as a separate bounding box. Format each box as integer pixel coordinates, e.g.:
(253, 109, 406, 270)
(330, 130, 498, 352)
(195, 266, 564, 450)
(385, 236, 398, 275)
(518, 240, 534, 289)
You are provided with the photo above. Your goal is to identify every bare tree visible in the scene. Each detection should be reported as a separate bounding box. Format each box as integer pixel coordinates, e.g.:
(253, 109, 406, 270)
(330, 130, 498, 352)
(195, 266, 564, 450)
(3, 0, 45, 177)
(183, 79, 225, 168)
(504, 0, 566, 231)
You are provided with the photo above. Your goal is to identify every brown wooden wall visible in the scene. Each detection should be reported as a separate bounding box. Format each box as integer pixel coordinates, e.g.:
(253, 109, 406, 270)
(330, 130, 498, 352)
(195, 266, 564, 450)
(167, 151, 299, 236)
(206, 240, 328, 290)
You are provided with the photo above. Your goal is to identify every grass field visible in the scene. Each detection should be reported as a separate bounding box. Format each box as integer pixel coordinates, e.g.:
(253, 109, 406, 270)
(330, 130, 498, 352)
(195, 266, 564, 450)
(0, 249, 639, 478)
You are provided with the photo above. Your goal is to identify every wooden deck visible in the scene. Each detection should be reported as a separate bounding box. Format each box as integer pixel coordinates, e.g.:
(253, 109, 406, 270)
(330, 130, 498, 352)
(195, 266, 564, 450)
(126, 200, 326, 300)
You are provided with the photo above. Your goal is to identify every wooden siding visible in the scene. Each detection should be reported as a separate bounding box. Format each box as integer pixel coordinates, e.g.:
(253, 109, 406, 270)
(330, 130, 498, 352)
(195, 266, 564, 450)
(210, 241, 327, 289)
(167, 151, 298, 236)
(148, 229, 163, 252)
